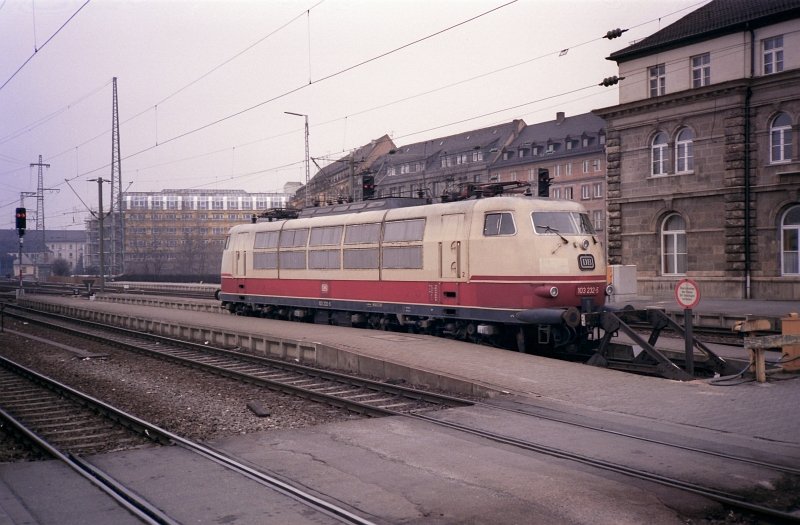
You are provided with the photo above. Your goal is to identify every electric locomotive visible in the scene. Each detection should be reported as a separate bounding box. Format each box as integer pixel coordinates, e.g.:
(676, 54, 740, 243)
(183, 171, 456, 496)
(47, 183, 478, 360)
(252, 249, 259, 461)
(219, 192, 610, 354)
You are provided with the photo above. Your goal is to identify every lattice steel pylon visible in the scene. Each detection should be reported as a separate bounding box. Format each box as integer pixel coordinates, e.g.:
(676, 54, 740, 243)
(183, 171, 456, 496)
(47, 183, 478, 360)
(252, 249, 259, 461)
(109, 77, 124, 275)
(28, 156, 59, 243)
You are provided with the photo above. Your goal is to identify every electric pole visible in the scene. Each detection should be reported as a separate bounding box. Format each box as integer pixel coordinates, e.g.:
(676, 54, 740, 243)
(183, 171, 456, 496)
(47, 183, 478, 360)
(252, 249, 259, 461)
(89, 178, 110, 292)
(110, 77, 124, 275)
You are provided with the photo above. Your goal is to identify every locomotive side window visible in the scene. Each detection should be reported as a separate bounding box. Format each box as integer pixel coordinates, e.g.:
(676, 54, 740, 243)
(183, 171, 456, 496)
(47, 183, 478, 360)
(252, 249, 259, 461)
(343, 248, 379, 269)
(345, 223, 381, 244)
(280, 228, 309, 248)
(253, 252, 278, 269)
(309, 250, 340, 269)
(384, 219, 426, 241)
(483, 212, 516, 236)
(382, 246, 423, 269)
(279, 251, 306, 269)
(254, 230, 279, 248)
(309, 225, 343, 246)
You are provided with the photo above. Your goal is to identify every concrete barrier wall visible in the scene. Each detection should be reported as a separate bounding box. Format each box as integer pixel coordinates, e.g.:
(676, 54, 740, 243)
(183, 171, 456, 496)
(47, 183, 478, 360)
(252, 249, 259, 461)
(18, 298, 495, 398)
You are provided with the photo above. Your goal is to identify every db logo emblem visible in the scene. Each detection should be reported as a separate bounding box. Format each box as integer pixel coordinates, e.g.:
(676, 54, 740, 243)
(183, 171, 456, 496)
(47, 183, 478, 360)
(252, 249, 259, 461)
(578, 254, 595, 270)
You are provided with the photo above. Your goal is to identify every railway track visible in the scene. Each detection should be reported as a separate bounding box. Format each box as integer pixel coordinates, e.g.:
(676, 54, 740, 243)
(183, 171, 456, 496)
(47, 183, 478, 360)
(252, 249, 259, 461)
(415, 407, 800, 523)
(5, 305, 472, 418)
(0, 354, 380, 525)
(6, 303, 798, 522)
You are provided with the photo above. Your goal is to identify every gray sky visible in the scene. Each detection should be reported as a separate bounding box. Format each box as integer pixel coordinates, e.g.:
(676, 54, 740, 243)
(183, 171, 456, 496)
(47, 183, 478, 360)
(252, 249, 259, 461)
(0, 0, 707, 230)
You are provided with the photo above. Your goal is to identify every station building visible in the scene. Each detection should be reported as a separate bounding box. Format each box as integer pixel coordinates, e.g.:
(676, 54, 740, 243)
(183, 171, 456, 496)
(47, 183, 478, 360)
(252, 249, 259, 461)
(595, 0, 800, 300)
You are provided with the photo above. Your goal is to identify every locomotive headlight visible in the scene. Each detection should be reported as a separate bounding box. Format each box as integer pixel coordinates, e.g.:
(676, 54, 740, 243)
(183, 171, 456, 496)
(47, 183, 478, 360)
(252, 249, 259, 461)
(533, 285, 560, 298)
(580, 239, 590, 250)
(605, 284, 614, 296)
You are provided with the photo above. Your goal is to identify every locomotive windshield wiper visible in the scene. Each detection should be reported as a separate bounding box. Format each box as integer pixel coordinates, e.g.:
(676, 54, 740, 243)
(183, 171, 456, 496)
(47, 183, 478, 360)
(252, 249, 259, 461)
(536, 224, 568, 244)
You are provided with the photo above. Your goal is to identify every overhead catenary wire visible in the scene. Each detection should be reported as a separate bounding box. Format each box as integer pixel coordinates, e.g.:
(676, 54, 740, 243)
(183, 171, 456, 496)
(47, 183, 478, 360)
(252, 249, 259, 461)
(0, 1, 712, 228)
(49, 0, 520, 189)
(0, 0, 91, 93)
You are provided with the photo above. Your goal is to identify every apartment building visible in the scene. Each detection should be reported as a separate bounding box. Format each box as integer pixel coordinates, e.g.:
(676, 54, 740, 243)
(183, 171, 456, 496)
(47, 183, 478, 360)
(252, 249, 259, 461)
(490, 112, 607, 244)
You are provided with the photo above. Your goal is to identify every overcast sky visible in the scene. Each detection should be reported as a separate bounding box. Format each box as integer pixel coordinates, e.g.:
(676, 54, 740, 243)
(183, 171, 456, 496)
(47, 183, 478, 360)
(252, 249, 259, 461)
(0, 0, 707, 231)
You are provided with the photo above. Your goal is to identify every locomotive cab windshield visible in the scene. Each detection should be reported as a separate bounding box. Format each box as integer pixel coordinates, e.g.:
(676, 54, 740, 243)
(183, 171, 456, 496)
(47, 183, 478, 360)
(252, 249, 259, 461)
(531, 211, 596, 236)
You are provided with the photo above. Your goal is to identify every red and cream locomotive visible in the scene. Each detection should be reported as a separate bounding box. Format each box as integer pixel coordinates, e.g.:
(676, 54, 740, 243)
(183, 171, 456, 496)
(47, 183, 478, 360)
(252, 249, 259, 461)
(219, 192, 610, 353)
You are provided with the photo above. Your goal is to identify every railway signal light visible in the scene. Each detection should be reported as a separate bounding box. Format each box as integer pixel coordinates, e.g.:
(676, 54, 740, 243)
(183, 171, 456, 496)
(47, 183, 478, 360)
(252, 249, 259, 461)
(362, 174, 375, 200)
(537, 169, 551, 198)
(15, 207, 26, 236)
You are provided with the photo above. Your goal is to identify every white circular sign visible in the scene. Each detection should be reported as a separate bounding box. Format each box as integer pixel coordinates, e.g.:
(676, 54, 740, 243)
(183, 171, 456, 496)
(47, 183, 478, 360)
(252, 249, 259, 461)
(674, 278, 700, 309)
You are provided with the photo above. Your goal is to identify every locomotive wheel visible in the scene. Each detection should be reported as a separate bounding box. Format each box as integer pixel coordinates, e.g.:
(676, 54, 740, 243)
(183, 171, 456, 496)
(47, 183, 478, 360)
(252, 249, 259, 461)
(515, 327, 536, 353)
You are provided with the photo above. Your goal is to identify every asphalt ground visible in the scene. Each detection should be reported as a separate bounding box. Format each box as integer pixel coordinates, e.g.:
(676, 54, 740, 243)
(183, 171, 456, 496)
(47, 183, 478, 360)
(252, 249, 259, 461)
(1, 294, 798, 524)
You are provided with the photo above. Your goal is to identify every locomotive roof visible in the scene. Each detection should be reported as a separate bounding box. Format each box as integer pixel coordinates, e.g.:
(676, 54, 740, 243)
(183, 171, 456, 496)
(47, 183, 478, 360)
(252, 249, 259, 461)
(229, 195, 589, 235)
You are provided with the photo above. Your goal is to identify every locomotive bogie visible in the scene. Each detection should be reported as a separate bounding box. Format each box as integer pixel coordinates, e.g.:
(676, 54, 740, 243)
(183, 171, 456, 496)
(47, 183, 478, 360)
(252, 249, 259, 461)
(220, 195, 608, 353)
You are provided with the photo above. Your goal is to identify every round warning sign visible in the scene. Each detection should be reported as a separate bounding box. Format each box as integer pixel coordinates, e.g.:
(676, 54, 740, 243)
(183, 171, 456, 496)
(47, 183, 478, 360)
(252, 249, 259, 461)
(674, 278, 700, 309)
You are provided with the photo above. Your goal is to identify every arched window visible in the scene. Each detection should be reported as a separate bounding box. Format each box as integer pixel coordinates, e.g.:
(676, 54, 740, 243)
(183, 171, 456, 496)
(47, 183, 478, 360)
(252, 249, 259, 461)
(651, 132, 669, 176)
(662, 214, 687, 275)
(770, 112, 793, 163)
(782, 205, 800, 275)
(675, 128, 694, 173)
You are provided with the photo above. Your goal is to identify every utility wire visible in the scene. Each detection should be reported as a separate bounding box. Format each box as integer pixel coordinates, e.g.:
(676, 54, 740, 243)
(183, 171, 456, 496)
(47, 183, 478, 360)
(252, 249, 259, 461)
(0, 79, 111, 146)
(1, 0, 701, 215)
(53, 0, 518, 188)
(0, 0, 91, 93)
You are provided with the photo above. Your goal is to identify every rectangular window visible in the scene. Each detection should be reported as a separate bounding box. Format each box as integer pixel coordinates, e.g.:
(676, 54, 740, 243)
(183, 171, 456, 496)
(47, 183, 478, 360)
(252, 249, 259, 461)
(279, 251, 306, 269)
(592, 210, 604, 231)
(309, 225, 343, 246)
(564, 187, 573, 200)
(483, 212, 516, 236)
(691, 53, 710, 87)
(254, 231, 279, 249)
(343, 248, 379, 269)
(345, 223, 381, 244)
(763, 35, 784, 75)
(565, 163, 572, 176)
(166, 196, 179, 210)
(593, 159, 601, 171)
(132, 196, 147, 209)
(384, 219, 425, 242)
(253, 252, 278, 269)
(382, 246, 423, 269)
(582, 160, 589, 173)
(581, 185, 591, 200)
(593, 183, 603, 198)
(280, 229, 309, 248)
(212, 197, 224, 210)
(649, 64, 665, 97)
(198, 198, 209, 210)
(308, 249, 340, 269)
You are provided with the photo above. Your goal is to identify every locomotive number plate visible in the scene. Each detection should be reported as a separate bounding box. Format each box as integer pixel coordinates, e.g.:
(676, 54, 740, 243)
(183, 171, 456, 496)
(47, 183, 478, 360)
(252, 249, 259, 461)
(577, 254, 595, 270)
(576, 286, 600, 296)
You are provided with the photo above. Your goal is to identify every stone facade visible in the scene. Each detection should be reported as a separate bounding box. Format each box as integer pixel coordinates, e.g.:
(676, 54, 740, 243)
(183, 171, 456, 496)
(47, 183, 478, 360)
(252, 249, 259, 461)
(596, 0, 800, 299)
